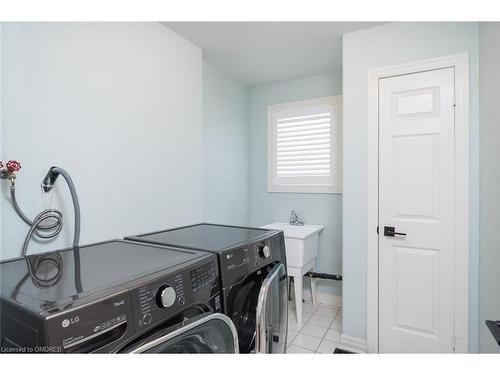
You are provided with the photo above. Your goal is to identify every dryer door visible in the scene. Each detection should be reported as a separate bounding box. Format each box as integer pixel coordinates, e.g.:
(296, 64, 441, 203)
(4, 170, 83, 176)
(255, 262, 288, 353)
(125, 313, 238, 353)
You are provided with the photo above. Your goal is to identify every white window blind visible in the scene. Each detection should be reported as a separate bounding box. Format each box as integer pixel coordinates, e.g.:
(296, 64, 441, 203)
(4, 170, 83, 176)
(267, 96, 342, 193)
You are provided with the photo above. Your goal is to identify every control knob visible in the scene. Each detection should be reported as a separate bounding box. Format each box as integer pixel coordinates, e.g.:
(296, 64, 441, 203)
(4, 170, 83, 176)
(156, 285, 176, 308)
(260, 245, 271, 258)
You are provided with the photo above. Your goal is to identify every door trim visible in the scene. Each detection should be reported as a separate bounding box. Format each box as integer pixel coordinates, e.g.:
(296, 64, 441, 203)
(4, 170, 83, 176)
(367, 53, 469, 353)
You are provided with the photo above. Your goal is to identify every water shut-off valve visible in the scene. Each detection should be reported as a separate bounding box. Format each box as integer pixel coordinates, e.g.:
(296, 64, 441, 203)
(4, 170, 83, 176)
(0, 160, 22, 185)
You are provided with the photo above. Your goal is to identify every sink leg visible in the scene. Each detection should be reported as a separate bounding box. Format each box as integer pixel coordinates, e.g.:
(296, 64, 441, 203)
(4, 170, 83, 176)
(294, 276, 303, 328)
(310, 267, 317, 306)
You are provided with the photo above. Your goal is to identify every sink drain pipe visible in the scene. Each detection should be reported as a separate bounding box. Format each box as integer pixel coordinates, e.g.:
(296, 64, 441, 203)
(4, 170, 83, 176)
(305, 272, 342, 281)
(288, 272, 342, 301)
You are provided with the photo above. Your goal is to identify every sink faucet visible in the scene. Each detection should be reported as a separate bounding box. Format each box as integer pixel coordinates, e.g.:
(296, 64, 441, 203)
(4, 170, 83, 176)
(289, 210, 304, 226)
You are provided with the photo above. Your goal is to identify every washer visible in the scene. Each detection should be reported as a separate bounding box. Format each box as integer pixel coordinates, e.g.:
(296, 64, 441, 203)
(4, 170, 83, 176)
(125, 223, 288, 353)
(0, 240, 238, 353)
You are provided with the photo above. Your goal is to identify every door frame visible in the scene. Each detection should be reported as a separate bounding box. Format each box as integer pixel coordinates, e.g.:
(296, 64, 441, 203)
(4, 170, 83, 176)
(366, 53, 470, 353)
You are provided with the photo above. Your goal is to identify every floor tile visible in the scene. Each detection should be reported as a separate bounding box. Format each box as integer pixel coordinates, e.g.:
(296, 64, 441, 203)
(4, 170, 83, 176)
(319, 302, 340, 310)
(315, 305, 339, 318)
(308, 314, 334, 328)
(316, 339, 338, 354)
(285, 300, 342, 354)
(292, 333, 322, 351)
(324, 328, 341, 343)
(287, 318, 301, 332)
(287, 329, 299, 343)
(302, 303, 319, 314)
(330, 318, 342, 331)
(320, 303, 342, 309)
(288, 310, 312, 326)
(300, 322, 329, 338)
(286, 344, 315, 354)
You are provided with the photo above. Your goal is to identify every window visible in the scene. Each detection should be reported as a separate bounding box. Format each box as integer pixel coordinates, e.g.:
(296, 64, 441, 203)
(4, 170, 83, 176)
(267, 96, 342, 194)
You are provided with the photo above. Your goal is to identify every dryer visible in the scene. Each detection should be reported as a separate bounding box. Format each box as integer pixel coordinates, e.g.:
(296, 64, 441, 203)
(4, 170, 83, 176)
(126, 223, 288, 353)
(0, 240, 238, 353)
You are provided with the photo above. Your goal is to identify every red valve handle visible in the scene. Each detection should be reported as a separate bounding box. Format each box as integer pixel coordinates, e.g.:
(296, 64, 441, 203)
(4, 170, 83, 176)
(5, 160, 21, 172)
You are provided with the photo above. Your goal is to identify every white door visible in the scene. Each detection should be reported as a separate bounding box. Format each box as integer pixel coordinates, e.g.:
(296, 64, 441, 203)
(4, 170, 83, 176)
(378, 67, 455, 353)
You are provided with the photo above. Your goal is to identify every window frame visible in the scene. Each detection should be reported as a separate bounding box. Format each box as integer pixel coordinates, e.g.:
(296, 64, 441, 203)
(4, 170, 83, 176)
(267, 95, 342, 194)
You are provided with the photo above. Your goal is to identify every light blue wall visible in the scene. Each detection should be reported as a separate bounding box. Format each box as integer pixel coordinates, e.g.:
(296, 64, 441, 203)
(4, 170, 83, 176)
(1, 22, 204, 260)
(479, 22, 500, 353)
(342, 22, 480, 351)
(248, 73, 343, 298)
(0, 24, 252, 260)
(202, 60, 249, 225)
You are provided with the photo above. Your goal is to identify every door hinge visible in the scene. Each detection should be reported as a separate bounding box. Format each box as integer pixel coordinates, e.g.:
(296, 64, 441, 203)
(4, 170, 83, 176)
(376, 226, 379, 234)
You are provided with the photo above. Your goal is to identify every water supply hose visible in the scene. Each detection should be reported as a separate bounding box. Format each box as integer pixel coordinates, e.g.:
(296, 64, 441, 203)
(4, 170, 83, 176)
(9, 166, 81, 256)
(2, 164, 83, 296)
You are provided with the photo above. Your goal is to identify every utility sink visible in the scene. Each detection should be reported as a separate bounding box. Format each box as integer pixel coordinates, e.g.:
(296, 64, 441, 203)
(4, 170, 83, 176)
(261, 222, 324, 328)
(261, 222, 324, 269)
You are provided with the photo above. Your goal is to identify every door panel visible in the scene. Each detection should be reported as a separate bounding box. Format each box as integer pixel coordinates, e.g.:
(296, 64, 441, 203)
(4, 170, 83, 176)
(395, 246, 439, 333)
(378, 68, 455, 353)
(393, 134, 438, 218)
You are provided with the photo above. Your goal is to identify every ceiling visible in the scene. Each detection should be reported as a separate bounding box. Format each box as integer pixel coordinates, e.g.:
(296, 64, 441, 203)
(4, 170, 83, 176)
(163, 22, 386, 87)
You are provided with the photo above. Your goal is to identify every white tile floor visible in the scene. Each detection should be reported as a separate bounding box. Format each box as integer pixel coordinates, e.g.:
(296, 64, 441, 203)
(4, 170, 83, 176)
(286, 300, 342, 354)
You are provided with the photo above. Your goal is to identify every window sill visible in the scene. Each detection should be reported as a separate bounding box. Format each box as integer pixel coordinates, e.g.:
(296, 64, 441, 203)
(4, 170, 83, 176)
(267, 185, 342, 194)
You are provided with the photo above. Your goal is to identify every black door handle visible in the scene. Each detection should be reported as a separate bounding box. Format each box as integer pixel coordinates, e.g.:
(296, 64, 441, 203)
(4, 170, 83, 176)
(384, 226, 406, 237)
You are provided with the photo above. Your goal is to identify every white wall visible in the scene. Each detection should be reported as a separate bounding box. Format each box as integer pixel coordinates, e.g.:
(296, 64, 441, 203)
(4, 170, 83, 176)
(1, 22, 204, 259)
(342, 22, 480, 351)
(202, 60, 249, 225)
(248, 73, 343, 299)
(479, 22, 500, 353)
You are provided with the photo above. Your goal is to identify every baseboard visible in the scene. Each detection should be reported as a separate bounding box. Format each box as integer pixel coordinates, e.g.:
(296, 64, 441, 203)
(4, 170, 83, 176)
(302, 289, 342, 307)
(339, 334, 367, 353)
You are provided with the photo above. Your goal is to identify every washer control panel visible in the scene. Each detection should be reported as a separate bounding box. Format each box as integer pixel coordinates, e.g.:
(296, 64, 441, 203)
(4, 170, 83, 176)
(191, 261, 217, 293)
(131, 257, 219, 334)
(136, 273, 184, 329)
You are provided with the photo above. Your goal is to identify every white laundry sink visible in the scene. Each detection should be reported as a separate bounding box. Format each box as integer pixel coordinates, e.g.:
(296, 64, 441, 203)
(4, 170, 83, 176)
(261, 222, 324, 268)
(261, 222, 324, 328)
